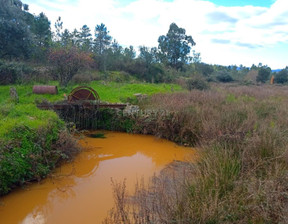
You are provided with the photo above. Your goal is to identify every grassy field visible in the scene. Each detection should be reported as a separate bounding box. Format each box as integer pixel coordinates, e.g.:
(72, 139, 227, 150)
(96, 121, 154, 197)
(0, 81, 181, 137)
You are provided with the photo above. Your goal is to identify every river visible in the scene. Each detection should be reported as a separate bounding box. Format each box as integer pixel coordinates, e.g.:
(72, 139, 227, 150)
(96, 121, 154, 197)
(0, 131, 194, 224)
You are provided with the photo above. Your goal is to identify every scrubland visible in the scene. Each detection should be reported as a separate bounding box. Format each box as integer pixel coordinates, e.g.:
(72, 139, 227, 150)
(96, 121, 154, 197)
(105, 84, 288, 224)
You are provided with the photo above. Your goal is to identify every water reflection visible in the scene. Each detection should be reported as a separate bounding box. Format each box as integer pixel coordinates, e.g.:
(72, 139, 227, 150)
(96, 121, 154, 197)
(0, 131, 195, 224)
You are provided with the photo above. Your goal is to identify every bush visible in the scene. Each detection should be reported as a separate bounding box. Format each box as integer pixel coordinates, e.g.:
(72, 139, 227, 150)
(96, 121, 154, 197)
(0, 60, 35, 85)
(216, 71, 234, 83)
(274, 69, 288, 84)
(256, 67, 271, 83)
(186, 77, 209, 90)
(72, 73, 93, 84)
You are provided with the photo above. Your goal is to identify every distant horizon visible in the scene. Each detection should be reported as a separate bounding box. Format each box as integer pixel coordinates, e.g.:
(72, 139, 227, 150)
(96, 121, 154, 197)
(24, 0, 288, 70)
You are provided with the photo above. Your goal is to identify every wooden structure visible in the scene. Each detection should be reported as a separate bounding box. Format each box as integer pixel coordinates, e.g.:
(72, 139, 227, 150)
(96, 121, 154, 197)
(37, 86, 127, 129)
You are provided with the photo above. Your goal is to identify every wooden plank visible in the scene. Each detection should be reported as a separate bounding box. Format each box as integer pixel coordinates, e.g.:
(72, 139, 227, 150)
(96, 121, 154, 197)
(37, 103, 127, 110)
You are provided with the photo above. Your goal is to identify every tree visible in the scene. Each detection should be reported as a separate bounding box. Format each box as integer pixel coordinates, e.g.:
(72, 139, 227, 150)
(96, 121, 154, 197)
(274, 68, 288, 84)
(54, 16, 63, 42)
(61, 29, 72, 47)
(0, 0, 34, 59)
(94, 23, 112, 71)
(123, 46, 136, 60)
(31, 12, 51, 61)
(49, 47, 93, 86)
(139, 46, 158, 66)
(193, 63, 214, 76)
(158, 23, 195, 70)
(138, 46, 164, 82)
(256, 66, 271, 83)
(94, 23, 111, 55)
(79, 25, 92, 52)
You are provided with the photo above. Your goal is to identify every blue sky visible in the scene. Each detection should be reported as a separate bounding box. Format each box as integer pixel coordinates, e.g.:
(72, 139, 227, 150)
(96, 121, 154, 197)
(24, 0, 287, 69)
(210, 0, 275, 7)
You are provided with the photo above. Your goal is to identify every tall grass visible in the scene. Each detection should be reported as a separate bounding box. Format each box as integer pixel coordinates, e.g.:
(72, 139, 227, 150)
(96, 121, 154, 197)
(105, 84, 288, 223)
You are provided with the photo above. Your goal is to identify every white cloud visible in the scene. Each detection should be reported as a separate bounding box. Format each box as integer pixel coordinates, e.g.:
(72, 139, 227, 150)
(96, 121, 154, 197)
(25, 0, 288, 68)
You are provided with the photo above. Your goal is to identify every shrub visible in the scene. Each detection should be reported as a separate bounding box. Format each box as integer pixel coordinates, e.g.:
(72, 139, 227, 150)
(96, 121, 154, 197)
(256, 67, 271, 83)
(0, 60, 35, 85)
(274, 69, 288, 84)
(216, 71, 234, 82)
(72, 73, 92, 84)
(186, 77, 209, 90)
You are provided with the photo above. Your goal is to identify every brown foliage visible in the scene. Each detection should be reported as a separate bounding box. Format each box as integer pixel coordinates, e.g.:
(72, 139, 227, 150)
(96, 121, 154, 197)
(105, 84, 288, 223)
(49, 47, 93, 86)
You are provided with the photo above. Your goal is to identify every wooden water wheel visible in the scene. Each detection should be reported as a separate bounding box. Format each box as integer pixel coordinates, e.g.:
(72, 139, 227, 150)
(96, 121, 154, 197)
(68, 86, 100, 103)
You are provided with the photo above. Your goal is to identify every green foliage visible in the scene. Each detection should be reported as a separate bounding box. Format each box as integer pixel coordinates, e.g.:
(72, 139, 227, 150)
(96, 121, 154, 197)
(0, 60, 35, 85)
(94, 23, 112, 71)
(96, 108, 135, 132)
(79, 25, 92, 52)
(0, 117, 64, 195)
(186, 77, 209, 90)
(158, 23, 196, 70)
(216, 71, 234, 83)
(256, 66, 271, 83)
(31, 12, 51, 62)
(193, 62, 214, 76)
(0, 0, 52, 60)
(274, 69, 288, 84)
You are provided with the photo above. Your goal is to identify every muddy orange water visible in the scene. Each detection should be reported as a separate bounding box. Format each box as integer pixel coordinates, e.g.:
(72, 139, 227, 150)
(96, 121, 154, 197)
(0, 131, 195, 224)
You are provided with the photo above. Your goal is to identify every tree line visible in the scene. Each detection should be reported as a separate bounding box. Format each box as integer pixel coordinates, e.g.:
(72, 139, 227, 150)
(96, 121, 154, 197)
(1, 0, 287, 87)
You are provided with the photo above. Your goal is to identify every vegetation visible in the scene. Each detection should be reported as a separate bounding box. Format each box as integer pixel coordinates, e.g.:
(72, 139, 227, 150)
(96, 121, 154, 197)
(158, 23, 196, 70)
(256, 66, 271, 83)
(1, 0, 288, 223)
(104, 84, 288, 223)
(49, 47, 93, 86)
(274, 67, 288, 84)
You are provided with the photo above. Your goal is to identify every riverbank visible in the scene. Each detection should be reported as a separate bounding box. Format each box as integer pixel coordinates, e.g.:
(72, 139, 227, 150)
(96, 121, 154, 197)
(0, 82, 181, 195)
(0, 131, 194, 224)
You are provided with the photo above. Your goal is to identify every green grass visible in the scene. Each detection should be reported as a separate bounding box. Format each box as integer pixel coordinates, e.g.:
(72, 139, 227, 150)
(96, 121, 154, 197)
(90, 82, 182, 103)
(0, 81, 182, 103)
(0, 81, 183, 138)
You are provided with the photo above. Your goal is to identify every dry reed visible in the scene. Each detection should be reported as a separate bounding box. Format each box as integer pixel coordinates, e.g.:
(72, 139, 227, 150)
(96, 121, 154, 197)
(105, 84, 288, 223)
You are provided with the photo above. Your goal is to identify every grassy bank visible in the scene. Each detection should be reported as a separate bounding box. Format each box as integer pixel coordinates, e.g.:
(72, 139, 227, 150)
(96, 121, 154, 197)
(0, 81, 182, 195)
(104, 84, 288, 223)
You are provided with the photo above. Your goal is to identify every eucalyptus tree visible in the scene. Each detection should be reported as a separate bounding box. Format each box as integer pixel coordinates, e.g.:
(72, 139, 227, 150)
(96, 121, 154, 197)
(158, 23, 196, 70)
